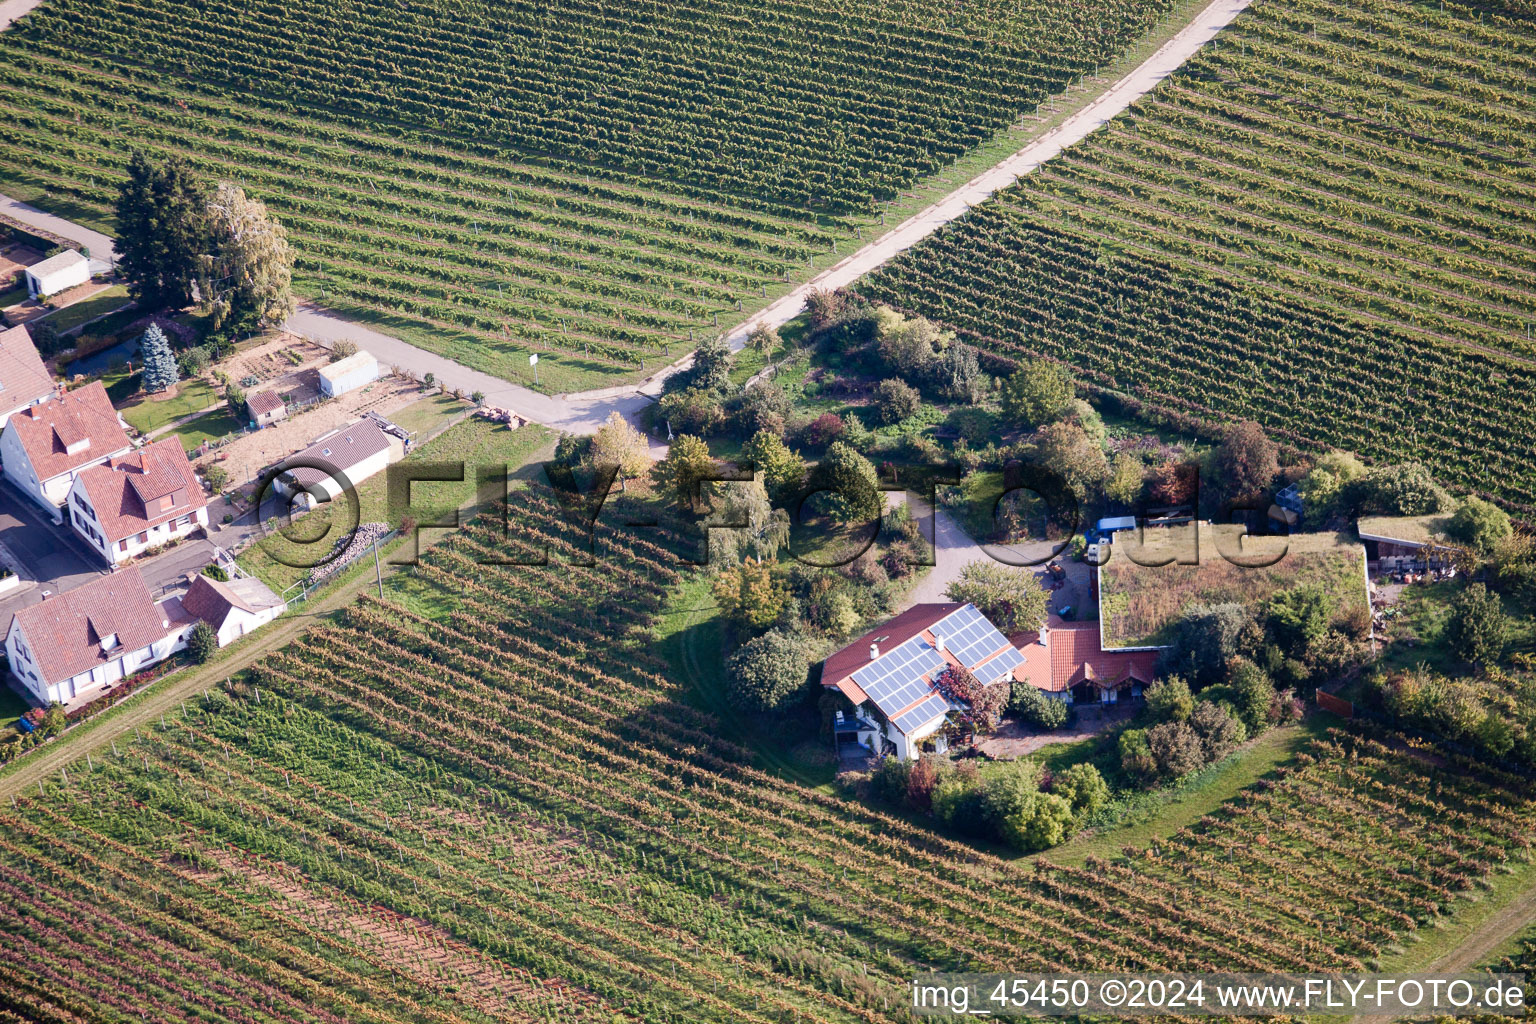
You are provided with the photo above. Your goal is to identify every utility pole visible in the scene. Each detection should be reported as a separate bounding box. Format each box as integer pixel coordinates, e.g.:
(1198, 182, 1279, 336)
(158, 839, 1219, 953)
(372, 534, 383, 599)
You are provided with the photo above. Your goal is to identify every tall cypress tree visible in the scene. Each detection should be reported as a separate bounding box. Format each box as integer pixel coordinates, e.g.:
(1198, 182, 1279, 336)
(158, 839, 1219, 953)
(138, 323, 180, 393)
(113, 151, 161, 306)
(113, 152, 208, 310)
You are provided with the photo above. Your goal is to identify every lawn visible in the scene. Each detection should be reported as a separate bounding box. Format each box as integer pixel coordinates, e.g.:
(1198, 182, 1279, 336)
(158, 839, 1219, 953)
(387, 392, 469, 438)
(45, 284, 131, 333)
(1099, 525, 1370, 648)
(163, 409, 243, 452)
(0, 682, 29, 739)
(238, 418, 552, 591)
(1378, 581, 1536, 676)
(0, 285, 25, 307)
(118, 378, 219, 434)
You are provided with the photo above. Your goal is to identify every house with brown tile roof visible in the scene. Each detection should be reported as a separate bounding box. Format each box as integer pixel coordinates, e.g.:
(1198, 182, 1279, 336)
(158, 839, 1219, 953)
(180, 572, 285, 647)
(5, 565, 195, 707)
(1010, 615, 1160, 706)
(820, 602, 1027, 760)
(66, 437, 208, 565)
(0, 324, 57, 429)
(275, 417, 400, 504)
(245, 389, 286, 427)
(0, 380, 131, 518)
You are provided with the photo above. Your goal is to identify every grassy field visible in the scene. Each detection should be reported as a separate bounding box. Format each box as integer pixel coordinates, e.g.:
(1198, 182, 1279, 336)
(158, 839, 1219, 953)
(117, 377, 218, 434)
(1099, 525, 1369, 648)
(163, 408, 242, 451)
(44, 282, 130, 332)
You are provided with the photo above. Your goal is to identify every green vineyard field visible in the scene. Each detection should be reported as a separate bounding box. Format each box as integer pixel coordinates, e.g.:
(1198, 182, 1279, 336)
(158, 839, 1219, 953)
(859, 0, 1536, 511)
(0, 0, 1171, 387)
(0, 486, 1531, 1022)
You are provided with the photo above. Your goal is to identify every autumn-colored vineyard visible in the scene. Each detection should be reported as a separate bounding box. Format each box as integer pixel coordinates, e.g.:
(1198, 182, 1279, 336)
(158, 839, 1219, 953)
(0, 488, 1531, 1022)
(858, 0, 1536, 511)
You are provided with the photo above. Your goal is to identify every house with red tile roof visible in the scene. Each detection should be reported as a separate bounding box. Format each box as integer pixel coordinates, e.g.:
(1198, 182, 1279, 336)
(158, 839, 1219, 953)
(820, 602, 1027, 760)
(5, 565, 196, 707)
(65, 437, 208, 565)
(1011, 615, 1159, 706)
(0, 380, 131, 518)
(0, 324, 57, 429)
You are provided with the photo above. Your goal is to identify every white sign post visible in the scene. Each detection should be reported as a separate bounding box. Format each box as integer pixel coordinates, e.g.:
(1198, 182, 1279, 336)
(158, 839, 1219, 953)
(529, 352, 539, 386)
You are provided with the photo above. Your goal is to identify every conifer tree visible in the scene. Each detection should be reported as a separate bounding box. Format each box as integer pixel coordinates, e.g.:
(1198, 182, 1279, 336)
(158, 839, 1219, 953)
(138, 323, 180, 393)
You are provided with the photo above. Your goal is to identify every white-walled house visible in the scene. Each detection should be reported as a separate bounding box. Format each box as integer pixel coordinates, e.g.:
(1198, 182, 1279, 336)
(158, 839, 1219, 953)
(0, 381, 132, 518)
(317, 350, 378, 398)
(820, 603, 1027, 761)
(24, 249, 91, 300)
(6, 566, 195, 708)
(275, 417, 400, 505)
(0, 324, 58, 429)
(66, 437, 208, 565)
(180, 573, 285, 647)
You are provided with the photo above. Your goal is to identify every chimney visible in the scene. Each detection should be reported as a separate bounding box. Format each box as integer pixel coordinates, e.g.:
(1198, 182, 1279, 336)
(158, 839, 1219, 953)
(1038, 620, 1049, 647)
(932, 634, 945, 655)
(868, 642, 880, 661)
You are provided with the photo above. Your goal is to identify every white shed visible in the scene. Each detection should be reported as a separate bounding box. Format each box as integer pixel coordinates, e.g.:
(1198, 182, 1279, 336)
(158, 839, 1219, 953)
(317, 350, 379, 398)
(25, 249, 91, 300)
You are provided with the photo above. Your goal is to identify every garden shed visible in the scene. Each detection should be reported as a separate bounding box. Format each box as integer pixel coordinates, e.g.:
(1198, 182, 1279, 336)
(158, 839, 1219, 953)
(317, 350, 379, 398)
(24, 249, 90, 299)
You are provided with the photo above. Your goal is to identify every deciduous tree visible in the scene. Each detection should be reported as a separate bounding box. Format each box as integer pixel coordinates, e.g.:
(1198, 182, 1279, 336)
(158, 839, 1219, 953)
(944, 561, 1049, 633)
(199, 182, 296, 329)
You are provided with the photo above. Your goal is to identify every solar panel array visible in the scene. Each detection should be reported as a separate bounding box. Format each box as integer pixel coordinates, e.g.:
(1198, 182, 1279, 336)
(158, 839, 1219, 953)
(976, 646, 1026, 685)
(852, 636, 946, 717)
(933, 604, 1014, 670)
(892, 694, 949, 735)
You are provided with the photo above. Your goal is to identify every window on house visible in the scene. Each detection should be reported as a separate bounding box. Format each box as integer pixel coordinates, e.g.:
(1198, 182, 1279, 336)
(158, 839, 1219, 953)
(118, 539, 128, 552)
(136, 531, 148, 544)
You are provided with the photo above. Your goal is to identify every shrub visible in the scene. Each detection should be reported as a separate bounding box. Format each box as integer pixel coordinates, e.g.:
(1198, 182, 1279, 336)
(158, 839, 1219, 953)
(1228, 660, 1277, 734)
(203, 464, 229, 492)
(1163, 603, 1255, 688)
(808, 442, 882, 524)
(803, 412, 845, 448)
(1446, 497, 1513, 557)
(1267, 583, 1334, 657)
(1445, 583, 1508, 667)
(1000, 791, 1075, 852)
(1000, 362, 1074, 427)
(187, 621, 219, 664)
(724, 628, 809, 712)
(201, 564, 229, 582)
(1052, 762, 1109, 818)
(711, 558, 789, 632)
(1146, 721, 1205, 779)
(1010, 684, 1071, 729)
(872, 378, 920, 424)
(1119, 728, 1157, 784)
(1145, 675, 1194, 723)
(1189, 701, 1244, 762)
(329, 339, 359, 362)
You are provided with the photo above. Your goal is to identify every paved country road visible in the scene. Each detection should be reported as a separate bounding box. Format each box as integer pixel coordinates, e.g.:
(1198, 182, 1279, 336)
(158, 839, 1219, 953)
(0, 0, 45, 33)
(0, 0, 1253, 435)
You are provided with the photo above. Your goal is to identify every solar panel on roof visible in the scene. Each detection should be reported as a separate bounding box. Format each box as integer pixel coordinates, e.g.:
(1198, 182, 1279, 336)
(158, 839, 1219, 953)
(935, 604, 1015, 669)
(892, 694, 949, 735)
(978, 646, 1026, 685)
(852, 635, 947, 717)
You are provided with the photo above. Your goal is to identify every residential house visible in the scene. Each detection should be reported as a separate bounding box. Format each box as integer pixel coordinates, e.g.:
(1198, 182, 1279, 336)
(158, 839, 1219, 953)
(6, 566, 196, 707)
(275, 417, 400, 504)
(24, 249, 90, 300)
(0, 324, 57, 428)
(820, 602, 1027, 760)
(1012, 616, 1159, 706)
(0, 381, 131, 518)
(317, 350, 378, 398)
(66, 437, 208, 565)
(246, 389, 287, 427)
(180, 572, 285, 647)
